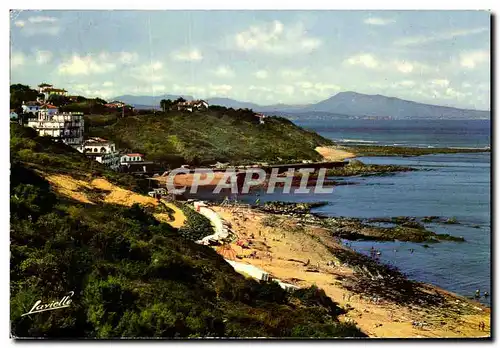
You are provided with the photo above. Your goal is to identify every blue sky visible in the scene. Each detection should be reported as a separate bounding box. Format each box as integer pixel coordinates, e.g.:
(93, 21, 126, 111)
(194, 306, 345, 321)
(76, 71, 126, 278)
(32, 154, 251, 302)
(10, 10, 490, 110)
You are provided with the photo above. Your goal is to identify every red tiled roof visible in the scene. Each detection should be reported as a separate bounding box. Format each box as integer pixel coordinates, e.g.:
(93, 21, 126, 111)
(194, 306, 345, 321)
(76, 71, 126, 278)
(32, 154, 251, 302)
(41, 104, 58, 109)
(125, 153, 144, 157)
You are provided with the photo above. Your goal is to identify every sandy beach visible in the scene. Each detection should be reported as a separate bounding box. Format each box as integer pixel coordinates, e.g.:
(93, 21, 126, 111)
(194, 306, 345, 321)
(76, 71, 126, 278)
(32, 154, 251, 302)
(152, 147, 356, 189)
(211, 205, 490, 338)
(315, 146, 356, 162)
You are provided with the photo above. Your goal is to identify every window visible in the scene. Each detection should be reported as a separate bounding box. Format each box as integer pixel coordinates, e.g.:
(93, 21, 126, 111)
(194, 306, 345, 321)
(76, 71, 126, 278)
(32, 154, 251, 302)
(101, 147, 106, 153)
(94, 148, 98, 153)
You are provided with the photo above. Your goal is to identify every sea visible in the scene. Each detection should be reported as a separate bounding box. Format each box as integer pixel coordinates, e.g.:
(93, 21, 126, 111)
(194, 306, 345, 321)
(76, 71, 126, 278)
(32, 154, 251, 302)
(241, 119, 491, 305)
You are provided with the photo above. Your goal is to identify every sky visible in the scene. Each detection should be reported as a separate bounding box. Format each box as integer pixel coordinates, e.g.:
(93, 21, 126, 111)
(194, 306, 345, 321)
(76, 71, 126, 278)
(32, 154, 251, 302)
(9, 10, 491, 110)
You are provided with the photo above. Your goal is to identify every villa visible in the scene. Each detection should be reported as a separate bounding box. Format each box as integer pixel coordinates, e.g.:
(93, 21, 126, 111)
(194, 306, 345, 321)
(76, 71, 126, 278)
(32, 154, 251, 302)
(26, 110, 84, 146)
(21, 101, 41, 114)
(120, 153, 144, 164)
(177, 100, 209, 112)
(38, 83, 68, 100)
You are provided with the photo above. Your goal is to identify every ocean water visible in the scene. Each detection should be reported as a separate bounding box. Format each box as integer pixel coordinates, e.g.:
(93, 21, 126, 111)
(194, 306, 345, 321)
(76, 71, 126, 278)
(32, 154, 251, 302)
(240, 119, 492, 304)
(293, 119, 491, 148)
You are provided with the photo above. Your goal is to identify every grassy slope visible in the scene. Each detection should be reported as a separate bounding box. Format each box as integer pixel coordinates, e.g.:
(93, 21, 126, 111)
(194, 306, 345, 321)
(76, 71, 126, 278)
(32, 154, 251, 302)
(86, 109, 334, 166)
(10, 124, 364, 338)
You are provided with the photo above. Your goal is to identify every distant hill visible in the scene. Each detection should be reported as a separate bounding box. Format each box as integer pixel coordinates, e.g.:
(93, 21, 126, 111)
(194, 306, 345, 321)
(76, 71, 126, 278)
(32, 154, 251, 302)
(206, 97, 261, 110)
(301, 92, 490, 120)
(114, 91, 490, 120)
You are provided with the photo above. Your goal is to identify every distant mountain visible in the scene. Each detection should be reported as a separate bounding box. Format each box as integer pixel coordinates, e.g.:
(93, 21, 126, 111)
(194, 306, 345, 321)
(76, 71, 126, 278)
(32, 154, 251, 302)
(302, 91, 490, 120)
(205, 98, 261, 110)
(113, 91, 490, 120)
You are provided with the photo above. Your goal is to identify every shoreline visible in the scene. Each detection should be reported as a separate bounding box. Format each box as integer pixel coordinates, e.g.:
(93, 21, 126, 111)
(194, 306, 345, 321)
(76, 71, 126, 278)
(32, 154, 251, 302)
(208, 203, 490, 338)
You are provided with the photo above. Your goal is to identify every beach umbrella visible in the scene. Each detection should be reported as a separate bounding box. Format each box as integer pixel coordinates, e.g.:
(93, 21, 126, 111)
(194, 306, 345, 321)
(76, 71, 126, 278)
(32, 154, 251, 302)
(217, 244, 237, 260)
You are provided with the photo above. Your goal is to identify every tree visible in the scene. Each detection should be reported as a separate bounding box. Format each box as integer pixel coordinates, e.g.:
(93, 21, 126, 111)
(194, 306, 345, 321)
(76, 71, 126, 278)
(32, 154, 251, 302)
(174, 97, 186, 104)
(47, 94, 70, 107)
(95, 97, 107, 105)
(10, 84, 39, 109)
(160, 99, 173, 112)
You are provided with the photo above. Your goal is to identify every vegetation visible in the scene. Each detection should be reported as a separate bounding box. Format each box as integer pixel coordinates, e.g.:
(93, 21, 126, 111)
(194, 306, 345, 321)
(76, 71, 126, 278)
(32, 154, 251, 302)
(323, 216, 466, 243)
(86, 107, 334, 167)
(175, 203, 214, 242)
(10, 124, 145, 192)
(10, 125, 365, 338)
(320, 159, 415, 177)
(10, 84, 42, 111)
(344, 145, 490, 157)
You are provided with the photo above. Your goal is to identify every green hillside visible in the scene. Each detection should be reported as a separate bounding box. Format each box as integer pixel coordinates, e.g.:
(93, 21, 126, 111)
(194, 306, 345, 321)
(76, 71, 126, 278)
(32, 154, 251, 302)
(10, 124, 364, 338)
(86, 107, 334, 166)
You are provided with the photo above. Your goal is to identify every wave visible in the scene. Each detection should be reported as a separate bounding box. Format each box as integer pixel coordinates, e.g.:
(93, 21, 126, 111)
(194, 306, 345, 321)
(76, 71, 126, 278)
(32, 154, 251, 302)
(336, 139, 379, 144)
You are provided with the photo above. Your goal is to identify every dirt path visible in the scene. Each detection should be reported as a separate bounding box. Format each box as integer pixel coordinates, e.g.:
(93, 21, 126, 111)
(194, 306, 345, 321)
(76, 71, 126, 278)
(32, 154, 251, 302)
(212, 206, 490, 338)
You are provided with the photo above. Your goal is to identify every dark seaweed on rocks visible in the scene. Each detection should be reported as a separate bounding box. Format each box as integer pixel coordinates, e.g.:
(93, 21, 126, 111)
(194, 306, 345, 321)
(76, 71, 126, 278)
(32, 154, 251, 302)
(330, 248, 447, 307)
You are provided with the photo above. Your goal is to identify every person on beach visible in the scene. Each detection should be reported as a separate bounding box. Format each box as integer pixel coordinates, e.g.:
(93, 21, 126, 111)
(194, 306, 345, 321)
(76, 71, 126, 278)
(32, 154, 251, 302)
(475, 289, 481, 298)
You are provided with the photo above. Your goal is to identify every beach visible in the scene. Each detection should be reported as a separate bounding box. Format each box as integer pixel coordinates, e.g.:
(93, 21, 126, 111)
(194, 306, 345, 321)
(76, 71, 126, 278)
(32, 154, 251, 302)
(211, 204, 490, 338)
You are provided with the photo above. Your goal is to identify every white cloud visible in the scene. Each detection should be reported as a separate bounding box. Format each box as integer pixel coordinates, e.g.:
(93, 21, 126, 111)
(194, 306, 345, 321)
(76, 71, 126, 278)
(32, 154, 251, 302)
(152, 84, 167, 93)
(364, 17, 395, 26)
(130, 61, 165, 82)
(213, 65, 235, 78)
(254, 70, 269, 79)
(58, 54, 117, 75)
(430, 79, 450, 88)
(313, 83, 341, 92)
(234, 20, 321, 55)
(398, 80, 416, 87)
(460, 50, 489, 69)
(345, 53, 380, 69)
(11, 51, 25, 68)
(171, 48, 203, 62)
(102, 81, 114, 87)
(119, 52, 139, 65)
(394, 27, 489, 47)
(172, 84, 206, 96)
(294, 81, 340, 98)
(249, 85, 272, 92)
(15, 16, 60, 36)
(28, 16, 57, 24)
(69, 84, 115, 99)
(209, 84, 233, 95)
(280, 69, 307, 79)
(276, 85, 295, 95)
(396, 61, 414, 74)
(35, 50, 52, 65)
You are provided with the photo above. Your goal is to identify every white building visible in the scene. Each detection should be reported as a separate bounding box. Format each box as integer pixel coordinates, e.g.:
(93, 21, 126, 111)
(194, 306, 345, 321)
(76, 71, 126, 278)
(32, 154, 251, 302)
(75, 137, 116, 154)
(39, 104, 59, 117)
(74, 137, 122, 170)
(120, 153, 144, 164)
(177, 100, 209, 112)
(22, 101, 41, 114)
(38, 83, 68, 100)
(26, 111, 84, 146)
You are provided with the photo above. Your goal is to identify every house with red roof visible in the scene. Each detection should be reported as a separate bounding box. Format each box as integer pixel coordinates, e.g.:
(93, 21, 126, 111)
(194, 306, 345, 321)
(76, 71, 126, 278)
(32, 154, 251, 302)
(120, 153, 145, 164)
